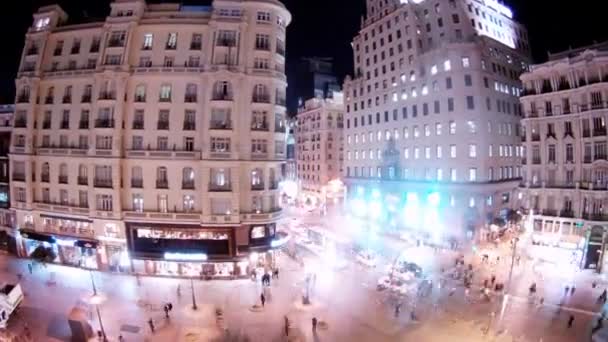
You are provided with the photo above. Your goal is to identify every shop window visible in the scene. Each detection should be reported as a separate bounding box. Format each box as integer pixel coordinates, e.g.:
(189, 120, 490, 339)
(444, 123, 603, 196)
(251, 226, 266, 239)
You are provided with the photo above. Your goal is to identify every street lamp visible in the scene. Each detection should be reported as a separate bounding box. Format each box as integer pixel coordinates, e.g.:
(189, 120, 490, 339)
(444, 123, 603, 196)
(89, 294, 107, 342)
(89, 270, 97, 296)
(190, 278, 197, 310)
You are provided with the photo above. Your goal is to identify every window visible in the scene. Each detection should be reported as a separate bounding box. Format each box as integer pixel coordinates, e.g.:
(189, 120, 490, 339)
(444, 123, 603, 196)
(134, 85, 146, 102)
(95, 135, 112, 150)
(447, 98, 454, 112)
(450, 169, 457, 182)
(469, 144, 477, 157)
(449, 121, 456, 134)
(450, 145, 456, 158)
(132, 194, 144, 212)
(469, 168, 477, 181)
(96, 194, 113, 211)
(462, 57, 470, 68)
(166, 33, 177, 49)
(414, 147, 420, 159)
(255, 34, 270, 50)
(211, 137, 231, 152)
(464, 74, 473, 86)
(159, 84, 172, 102)
(424, 124, 431, 137)
(257, 11, 271, 22)
(157, 136, 168, 150)
(446, 77, 453, 89)
(466, 96, 475, 109)
(143, 33, 153, 49)
(425, 147, 431, 159)
(444, 60, 451, 71)
(190, 34, 202, 49)
(183, 195, 195, 212)
(467, 120, 477, 133)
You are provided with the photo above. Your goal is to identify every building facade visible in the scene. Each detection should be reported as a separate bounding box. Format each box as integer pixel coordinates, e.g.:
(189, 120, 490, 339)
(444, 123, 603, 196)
(295, 93, 345, 206)
(10, 0, 291, 277)
(289, 57, 341, 113)
(519, 41, 608, 270)
(343, 0, 531, 239)
(0, 105, 14, 253)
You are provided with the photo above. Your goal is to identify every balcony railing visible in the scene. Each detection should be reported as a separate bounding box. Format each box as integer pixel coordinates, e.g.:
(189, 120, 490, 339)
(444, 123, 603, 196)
(275, 124, 286, 133)
(594, 128, 607, 137)
(77, 176, 88, 186)
(560, 210, 575, 218)
(81, 95, 91, 103)
(542, 209, 557, 216)
(14, 119, 27, 128)
(131, 179, 143, 188)
(44, 96, 54, 104)
(269, 181, 279, 190)
(94, 179, 113, 188)
(60, 121, 70, 129)
(42, 121, 51, 129)
(583, 213, 608, 222)
(531, 134, 540, 142)
(190, 42, 202, 50)
(134, 95, 146, 103)
(251, 183, 265, 191)
(132, 121, 144, 130)
(532, 158, 541, 165)
(95, 119, 115, 128)
(208, 183, 231, 192)
(12, 173, 26, 181)
(58, 175, 68, 184)
(157, 121, 169, 130)
(276, 98, 286, 106)
(584, 156, 593, 163)
(252, 95, 271, 103)
(156, 180, 169, 189)
(183, 121, 196, 130)
(26, 47, 38, 55)
(182, 180, 195, 190)
(41, 174, 50, 183)
(583, 130, 591, 138)
(62, 96, 72, 104)
(210, 121, 232, 130)
(79, 120, 89, 129)
(17, 95, 29, 103)
(251, 122, 269, 131)
(108, 39, 125, 47)
(90, 44, 100, 53)
(185, 95, 197, 103)
(98, 92, 116, 100)
(212, 92, 233, 101)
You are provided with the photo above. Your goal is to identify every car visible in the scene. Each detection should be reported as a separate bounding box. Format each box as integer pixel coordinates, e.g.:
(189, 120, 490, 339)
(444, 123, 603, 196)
(376, 276, 415, 295)
(390, 261, 423, 278)
(356, 250, 378, 267)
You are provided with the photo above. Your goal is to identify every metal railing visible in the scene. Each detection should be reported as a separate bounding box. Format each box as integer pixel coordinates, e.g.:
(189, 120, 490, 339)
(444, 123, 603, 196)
(208, 183, 231, 192)
(95, 119, 115, 128)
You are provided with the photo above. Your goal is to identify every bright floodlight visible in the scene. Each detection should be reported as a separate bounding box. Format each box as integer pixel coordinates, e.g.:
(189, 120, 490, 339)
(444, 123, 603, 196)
(357, 186, 364, 196)
(406, 192, 418, 204)
(428, 192, 440, 207)
(372, 189, 381, 199)
(352, 198, 367, 216)
(369, 201, 382, 219)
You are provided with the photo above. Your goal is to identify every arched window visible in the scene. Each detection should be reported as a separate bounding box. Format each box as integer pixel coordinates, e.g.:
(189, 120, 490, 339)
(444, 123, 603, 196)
(213, 81, 232, 100)
(182, 167, 194, 189)
(134, 84, 146, 102)
(252, 84, 269, 103)
(185, 83, 197, 102)
(45, 87, 54, 104)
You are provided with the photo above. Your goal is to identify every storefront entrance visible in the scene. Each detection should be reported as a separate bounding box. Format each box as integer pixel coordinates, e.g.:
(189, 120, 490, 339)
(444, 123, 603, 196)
(19, 230, 100, 269)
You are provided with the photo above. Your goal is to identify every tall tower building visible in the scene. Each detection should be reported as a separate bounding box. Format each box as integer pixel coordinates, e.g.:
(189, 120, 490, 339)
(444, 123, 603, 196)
(10, 0, 291, 276)
(519, 41, 608, 270)
(343, 0, 530, 238)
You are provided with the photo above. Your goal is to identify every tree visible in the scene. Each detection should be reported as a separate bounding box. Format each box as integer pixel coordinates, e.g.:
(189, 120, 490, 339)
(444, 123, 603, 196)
(30, 245, 57, 264)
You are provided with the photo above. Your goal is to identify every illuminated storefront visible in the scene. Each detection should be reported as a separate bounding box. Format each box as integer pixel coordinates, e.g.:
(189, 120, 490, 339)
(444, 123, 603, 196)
(19, 230, 99, 269)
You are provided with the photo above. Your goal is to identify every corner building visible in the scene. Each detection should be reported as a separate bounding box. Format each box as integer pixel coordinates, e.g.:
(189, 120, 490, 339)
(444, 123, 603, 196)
(343, 0, 530, 238)
(519, 42, 608, 271)
(10, 0, 290, 277)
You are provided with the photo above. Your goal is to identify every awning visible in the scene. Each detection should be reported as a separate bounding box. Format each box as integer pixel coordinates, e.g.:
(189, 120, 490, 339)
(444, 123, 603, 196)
(19, 230, 55, 243)
(74, 240, 98, 249)
(40, 214, 93, 223)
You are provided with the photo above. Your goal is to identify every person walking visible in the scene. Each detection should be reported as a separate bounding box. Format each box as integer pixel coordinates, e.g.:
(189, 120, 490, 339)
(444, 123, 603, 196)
(568, 315, 575, 328)
(284, 316, 290, 336)
(273, 267, 279, 279)
(118, 335, 124, 342)
(148, 318, 155, 333)
(260, 293, 266, 307)
(570, 285, 576, 296)
(395, 303, 401, 317)
(312, 317, 318, 331)
(27, 263, 33, 274)
(491, 275, 496, 285)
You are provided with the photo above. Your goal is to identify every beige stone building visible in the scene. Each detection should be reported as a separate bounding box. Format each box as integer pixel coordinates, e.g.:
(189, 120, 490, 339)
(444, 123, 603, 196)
(519, 42, 608, 268)
(10, 0, 290, 276)
(343, 0, 531, 238)
(295, 93, 345, 206)
(1, 105, 13, 252)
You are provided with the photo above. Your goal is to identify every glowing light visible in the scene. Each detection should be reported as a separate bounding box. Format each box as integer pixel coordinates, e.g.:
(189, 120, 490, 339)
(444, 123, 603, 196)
(372, 189, 381, 199)
(369, 201, 382, 219)
(164, 252, 208, 261)
(428, 192, 440, 207)
(249, 252, 259, 263)
(352, 198, 367, 217)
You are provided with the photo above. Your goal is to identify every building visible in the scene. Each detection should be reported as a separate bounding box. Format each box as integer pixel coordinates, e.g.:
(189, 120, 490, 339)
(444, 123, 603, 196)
(519, 41, 608, 270)
(342, 0, 531, 239)
(10, 0, 291, 277)
(0, 105, 14, 253)
(295, 92, 345, 207)
(290, 57, 341, 113)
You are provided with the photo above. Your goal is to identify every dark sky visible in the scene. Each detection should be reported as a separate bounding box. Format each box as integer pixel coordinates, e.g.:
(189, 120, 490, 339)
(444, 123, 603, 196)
(0, 0, 606, 104)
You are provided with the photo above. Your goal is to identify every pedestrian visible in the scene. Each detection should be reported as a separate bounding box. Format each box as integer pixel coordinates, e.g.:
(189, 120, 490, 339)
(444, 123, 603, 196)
(97, 330, 103, 339)
(284, 316, 290, 336)
(539, 297, 544, 305)
(568, 315, 575, 328)
(273, 268, 279, 279)
(260, 293, 266, 307)
(395, 303, 401, 317)
(593, 281, 598, 289)
(148, 318, 155, 333)
(163, 305, 170, 318)
(118, 335, 124, 342)
(491, 275, 496, 285)
(177, 284, 181, 297)
(27, 263, 33, 274)
(600, 289, 607, 302)
(312, 317, 318, 331)
(571, 286, 576, 296)
(565, 285, 570, 295)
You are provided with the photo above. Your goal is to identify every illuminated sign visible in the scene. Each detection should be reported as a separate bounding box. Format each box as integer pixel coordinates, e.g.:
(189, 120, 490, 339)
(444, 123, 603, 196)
(163, 252, 208, 261)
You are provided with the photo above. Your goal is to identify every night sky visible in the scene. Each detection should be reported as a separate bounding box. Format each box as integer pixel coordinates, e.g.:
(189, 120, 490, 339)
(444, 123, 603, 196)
(0, 0, 606, 104)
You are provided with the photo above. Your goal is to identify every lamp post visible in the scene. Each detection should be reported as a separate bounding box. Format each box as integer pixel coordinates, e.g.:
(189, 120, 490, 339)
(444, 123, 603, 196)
(89, 270, 97, 296)
(190, 278, 197, 310)
(89, 294, 107, 342)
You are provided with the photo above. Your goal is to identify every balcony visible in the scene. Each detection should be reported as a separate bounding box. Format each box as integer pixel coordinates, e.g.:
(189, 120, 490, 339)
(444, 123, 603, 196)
(94, 178, 113, 188)
(95, 119, 115, 128)
(521, 88, 537, 96)
(532, 158, 541, 165)
(583, 130, 591, 138)
(251, 183, 265, 191)
(108, 39, 125, 48)
(131, 179, 143, 188)
(584, 156, 593, 163)
(132, 121, 144, 130)
(157, 121, 169, 130)
(275, 124, 286, 133)
(212, 93, 233, 101)
(60, 121, 70, 129)
(216, 39, 236, 47)
(184, 95, 197, 103)
(182, 180, 195, 190)
(595, 154, 608, 162)
(252, 95, 271, 104)
(134, 95, 146, 103)
(41, 174, 50, 183)
(255, 43, 270, 51)
(98, 92, 116, 100)
(210, 121, 232, 130)
(275, 98, 286, 106)
(79, 120, 89, 129)
(560, 210, 575, 218)
(12, 173, 26, 182)
(77, 176, 88, 186)
(542, 209, 557, 216)
(190, 42, 202, 50)
(62, 96, 72, 104)
(17, 95, 29, 103)
(58, 175, 68, 184)
(156, 180, 169, 189)
(183, 121, 196, 130)
(208, 183, 231, 192)
(251, 121, 269, 131)
(44, 96, 54, 105)
(583, 213, 608, 222)
(14, 118, 27, 128)
(594, 128, 607, 137)
(276, 46, 286, 57)
(531, 134, 540, 142)
(26, 47, 38, 55)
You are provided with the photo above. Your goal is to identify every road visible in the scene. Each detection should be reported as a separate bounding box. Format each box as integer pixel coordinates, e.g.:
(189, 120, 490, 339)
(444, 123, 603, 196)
(0, 209, 603, 341)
